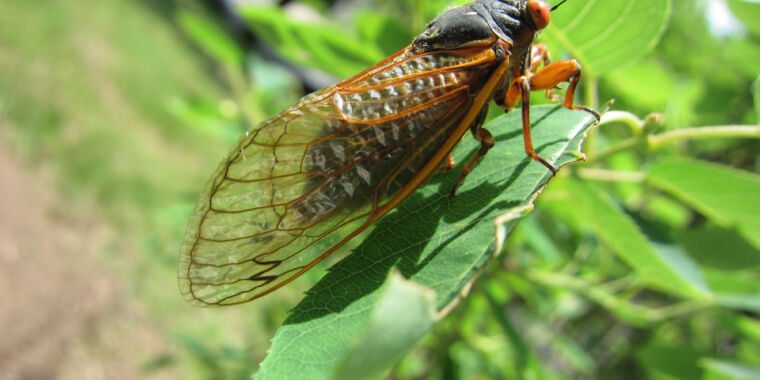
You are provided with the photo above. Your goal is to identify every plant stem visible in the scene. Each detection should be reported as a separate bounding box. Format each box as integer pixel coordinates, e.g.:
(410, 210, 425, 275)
(224, 65, 265, 126)
(523, 269, 710, 325)
(649, 125, 760, 149)
(583, 76, 600, 156)
(483, 287, 530, 372)
(589, 125, 760, 162)
(588, 138, 641, 163)
(599, 111, 646, 135)
(584, 76, 600, 111)
(575, 168, 646, 183)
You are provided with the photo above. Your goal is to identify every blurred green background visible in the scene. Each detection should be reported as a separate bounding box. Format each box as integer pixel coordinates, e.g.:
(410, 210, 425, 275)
(0, 0, 759, 379)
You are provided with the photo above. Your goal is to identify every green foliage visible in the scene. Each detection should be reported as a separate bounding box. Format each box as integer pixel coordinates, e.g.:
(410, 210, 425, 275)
(549, 178, 710, 301)
(728, 0, 760, 37)
(332, 273, 437, 380)
(239, 6, 383, 78)
(648, 158, 760, 249)
(257, 107, 597, 379)
(3, 0, 760, 379)
(177, 10, 243, 66)
(541, 0, 671, 75)
(173, 0, 760, 378)
(755, 76, 760, 123)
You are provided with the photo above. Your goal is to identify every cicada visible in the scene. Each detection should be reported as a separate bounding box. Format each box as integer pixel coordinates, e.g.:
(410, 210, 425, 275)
(179, 0, 597, 306)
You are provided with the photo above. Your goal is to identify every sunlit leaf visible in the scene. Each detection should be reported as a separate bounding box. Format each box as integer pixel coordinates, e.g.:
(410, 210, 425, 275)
(714, 294, 760, 313)
(604, 59, 675, 111)
(754, 76, 760, 124)
(547, 178, 710, 299)
(648, 158, 760, 249)
(333, 272, 438, 380)
(255, 106, 597, 380)
(704, 269, 760, 312)
(701, 359, 760, 380)
(239, 6, 383, 79)
(678, 224, 760, 271)
(167, 97, 241, 143)
(728, 0, 760, 37)
(177, 10, 243, 66)
(637, 344, 704, 380)
(541, 0, 672, 75)
(704, 269, 760, 295)
(354, 11, 413, 56)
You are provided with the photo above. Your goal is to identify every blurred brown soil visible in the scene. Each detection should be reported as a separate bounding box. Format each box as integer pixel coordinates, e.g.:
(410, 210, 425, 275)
(0, 140, 173, 380)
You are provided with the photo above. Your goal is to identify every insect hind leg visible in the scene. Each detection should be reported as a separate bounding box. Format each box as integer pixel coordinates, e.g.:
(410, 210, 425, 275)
(449, 127, 495, 198)
(449, 106, 491, 198)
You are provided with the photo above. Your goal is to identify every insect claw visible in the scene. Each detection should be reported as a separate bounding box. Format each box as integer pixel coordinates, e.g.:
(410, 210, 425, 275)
(531, 154, 558, 175)
(545, 165, 558, 177)
(580, 106, 602, 122)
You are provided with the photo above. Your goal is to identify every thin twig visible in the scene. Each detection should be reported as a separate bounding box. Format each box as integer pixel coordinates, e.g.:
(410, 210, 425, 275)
(575, 168, 646, 183)
(649, 125, 760, 149)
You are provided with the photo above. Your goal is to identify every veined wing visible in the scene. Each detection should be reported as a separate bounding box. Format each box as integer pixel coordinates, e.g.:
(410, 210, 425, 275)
(179, 46, 501, 306)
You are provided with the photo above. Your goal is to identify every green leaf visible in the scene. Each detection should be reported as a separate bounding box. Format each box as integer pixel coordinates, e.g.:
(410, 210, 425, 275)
(239, 6, 383, 79)
(714, 294, 760, 313)
(255, 106, 597, 380)
(637, 344, 704, 380)
(547, 178, 710, 299)
(728, 0, 760, 37)
(176, 10, 242, 66)
(754, 76, 760, 124)
(702, 359, 760, 380)
(704, 270, 760, 312)
(167, 97, 241, 143)
(678, 224, 760, 271)
(705, 269, 760, 295)
(737, 316, 760, 342)
(541, 0, 672, 75)
(604, 59, 675, 111)
(648, 157, 760, 249)
(333, 272, 438, 380)
(354, 11, 414, 56)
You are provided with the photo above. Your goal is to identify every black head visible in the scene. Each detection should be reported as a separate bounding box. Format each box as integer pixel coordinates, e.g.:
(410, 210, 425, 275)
(412, 0, 555, 52)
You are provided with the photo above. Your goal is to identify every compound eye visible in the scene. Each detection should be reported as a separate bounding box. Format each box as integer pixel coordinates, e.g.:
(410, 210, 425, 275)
(527, 0, 551, 30)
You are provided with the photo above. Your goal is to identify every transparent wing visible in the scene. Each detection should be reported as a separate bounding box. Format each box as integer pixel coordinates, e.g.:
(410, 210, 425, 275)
(178, 46, 499, 306)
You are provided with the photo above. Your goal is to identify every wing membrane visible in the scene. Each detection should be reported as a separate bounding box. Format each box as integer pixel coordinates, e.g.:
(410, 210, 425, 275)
(179, 46, 500, 306)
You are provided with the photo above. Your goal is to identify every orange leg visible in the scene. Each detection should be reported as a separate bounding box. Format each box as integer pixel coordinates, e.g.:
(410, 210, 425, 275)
(529, 59, 600, 117)
(529, 44, 550, 71)
(518, 76, 557, 173)
(528, 44, 559, 101)
(437, 155, 456, 173)
(504, 59, 600, 173)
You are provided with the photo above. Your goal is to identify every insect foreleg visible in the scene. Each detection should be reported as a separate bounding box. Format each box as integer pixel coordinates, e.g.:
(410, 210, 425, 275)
(527, 44, 558, 101)
(502, 58, 601, 174)
(529, 44, 551, 71)
(528, 59, 600, 119)
(513, 76, 558, 174)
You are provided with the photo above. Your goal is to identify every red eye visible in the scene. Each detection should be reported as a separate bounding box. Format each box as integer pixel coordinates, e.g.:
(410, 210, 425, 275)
(527, 0, 551, 30)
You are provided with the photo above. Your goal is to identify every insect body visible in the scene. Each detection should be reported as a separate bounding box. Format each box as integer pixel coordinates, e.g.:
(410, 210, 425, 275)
(179, 0, 598, 306)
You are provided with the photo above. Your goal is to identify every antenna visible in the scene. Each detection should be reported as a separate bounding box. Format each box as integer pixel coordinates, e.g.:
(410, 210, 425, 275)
(551, 0, 569, 12)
